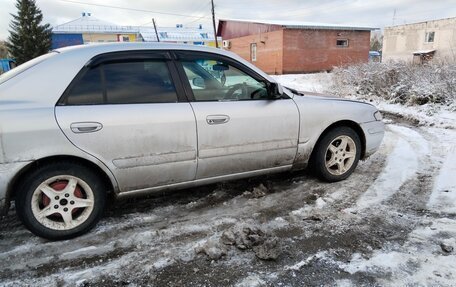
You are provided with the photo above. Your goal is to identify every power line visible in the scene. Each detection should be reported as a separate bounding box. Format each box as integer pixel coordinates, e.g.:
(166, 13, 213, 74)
(183, 1, 212, 25)
(190, 0, 212, 16)
(183, 14, 211, 26)
(58, 0, 212, 19)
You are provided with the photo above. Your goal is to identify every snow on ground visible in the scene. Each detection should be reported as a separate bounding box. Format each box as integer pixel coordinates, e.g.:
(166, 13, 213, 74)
(275, 72, 456, 286)
(272, 73, 456, 129)
(350, 125, 430, 211)
(0, 73, 455, 286)
(427, 128, 456, 214)
(339, 217, 456, 286)
(271, 73, 332, 93)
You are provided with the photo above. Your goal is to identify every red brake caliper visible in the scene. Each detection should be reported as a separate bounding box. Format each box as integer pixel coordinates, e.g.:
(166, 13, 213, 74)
(41, 180, 84, 215)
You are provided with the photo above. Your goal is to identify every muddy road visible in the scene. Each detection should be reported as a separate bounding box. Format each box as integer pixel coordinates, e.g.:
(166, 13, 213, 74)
(1, 115, 455, 287)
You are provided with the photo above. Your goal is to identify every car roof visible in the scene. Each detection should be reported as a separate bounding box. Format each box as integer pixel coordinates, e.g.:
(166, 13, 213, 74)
(54, 42, 274, 81)
(55, 42, 233, 59)
(1, 42, 277, 108)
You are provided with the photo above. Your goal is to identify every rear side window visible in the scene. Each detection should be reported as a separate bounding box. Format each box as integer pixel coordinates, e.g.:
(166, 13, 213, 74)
(64, 60, 178, 105)
(66, 66, 103, 105)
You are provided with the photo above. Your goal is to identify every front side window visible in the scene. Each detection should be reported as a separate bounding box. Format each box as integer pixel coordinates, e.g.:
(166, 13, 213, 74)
(64, 60, 178, 105)
(181, 58, 268, 101)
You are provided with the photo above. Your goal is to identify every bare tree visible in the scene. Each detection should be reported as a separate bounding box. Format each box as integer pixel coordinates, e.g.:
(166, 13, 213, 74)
(370, 33, 383, 52)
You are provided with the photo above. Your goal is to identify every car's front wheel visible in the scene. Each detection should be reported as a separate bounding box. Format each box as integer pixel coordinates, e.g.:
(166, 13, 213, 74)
(312, 127, 361, 182)
(16, 162, 106, 240)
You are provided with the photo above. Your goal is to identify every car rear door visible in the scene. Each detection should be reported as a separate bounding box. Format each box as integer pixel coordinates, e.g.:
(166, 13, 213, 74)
(174, 51, 299, 179)
(55, 51, 197, 192)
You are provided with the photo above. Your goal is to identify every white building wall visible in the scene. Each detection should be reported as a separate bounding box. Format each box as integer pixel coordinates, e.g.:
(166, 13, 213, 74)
(383, 17, 456, 62)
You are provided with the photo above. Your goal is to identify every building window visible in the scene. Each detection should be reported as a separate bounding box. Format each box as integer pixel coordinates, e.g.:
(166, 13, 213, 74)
(336, 39, 349, 47)
(425, 32, 435, 43)
(250, 43, 257, 62)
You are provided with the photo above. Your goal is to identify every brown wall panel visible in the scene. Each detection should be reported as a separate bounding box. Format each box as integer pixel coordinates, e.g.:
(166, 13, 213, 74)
(226, 30, 284, 74)
(282, 29, 370, 73)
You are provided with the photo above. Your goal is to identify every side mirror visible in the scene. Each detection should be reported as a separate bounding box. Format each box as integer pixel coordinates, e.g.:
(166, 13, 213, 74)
(192, 77, 205, 88)
(267, 82, 283, 99)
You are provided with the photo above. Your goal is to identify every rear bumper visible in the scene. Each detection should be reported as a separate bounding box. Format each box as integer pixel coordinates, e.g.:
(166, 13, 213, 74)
(360, 120, 385, 158)
(0, 161, 31, 215)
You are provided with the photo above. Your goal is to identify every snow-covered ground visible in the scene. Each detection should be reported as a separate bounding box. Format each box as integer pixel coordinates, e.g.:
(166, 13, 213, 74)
(0, 73, 455, 286)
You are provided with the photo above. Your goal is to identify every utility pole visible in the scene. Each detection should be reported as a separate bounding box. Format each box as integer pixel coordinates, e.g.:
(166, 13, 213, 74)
(152, 18, 160, 42)
(211, 0, 218, 48)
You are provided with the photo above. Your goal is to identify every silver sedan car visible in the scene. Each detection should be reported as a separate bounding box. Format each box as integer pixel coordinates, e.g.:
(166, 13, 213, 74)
(0, 43, 384, 239)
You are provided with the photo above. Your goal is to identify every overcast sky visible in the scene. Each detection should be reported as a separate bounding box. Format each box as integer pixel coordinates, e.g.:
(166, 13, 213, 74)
(1, 0, 455, 40)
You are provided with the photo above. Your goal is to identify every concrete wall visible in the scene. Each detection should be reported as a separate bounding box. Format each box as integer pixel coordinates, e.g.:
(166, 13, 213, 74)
(225, 30, 284, 74)
(282, 29, 370, 73)
(383, 17, 456, 62)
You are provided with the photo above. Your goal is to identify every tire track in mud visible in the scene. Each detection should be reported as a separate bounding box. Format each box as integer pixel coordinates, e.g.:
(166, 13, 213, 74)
(349, 124, 431, 212)
(335, 122, 456, 286)
(0, 169, 388, 284)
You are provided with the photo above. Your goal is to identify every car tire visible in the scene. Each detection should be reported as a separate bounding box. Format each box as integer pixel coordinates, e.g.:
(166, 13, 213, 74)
(312, 127, 361, 182)
(15, 162, 107, 240)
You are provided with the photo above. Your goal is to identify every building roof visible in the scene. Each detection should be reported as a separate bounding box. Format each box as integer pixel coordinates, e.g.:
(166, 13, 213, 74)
(139, 26, 216, 42)
(53, 13, 138, 34)
(219, 19, 378, 31)
(385, 16, 456, 29)
(413, 49, 436, 55)
(53, 13, 216, 42)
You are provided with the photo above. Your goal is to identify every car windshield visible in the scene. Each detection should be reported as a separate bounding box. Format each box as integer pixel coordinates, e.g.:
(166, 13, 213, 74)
(0, 51, 58, 86)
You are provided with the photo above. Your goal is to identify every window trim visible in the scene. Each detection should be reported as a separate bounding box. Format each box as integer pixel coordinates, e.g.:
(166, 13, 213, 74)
(86, 50, 172, 68)
(425, 31, 435, 43)
(250, 43, 257, 62)
(57, 50, 187, 105)
(336, 39, 349, 48)
(172, 51, 275, 102)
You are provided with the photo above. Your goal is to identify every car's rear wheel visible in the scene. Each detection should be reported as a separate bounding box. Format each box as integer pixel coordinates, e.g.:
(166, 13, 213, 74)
(312, 127, 361, 182)
(16, 162, 106, 240)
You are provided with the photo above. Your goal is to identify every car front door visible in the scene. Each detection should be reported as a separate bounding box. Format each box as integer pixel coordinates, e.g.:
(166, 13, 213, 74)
(55, 51, 197, 192)
(175, 52, 300, 179)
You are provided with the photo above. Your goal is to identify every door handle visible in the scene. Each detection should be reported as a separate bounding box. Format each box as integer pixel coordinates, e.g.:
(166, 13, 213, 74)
(206, 115, 230, 125)
(70, 122, 103, 133)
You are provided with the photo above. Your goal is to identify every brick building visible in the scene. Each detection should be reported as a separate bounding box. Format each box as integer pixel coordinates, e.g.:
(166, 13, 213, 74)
(217, 19, 377, 74)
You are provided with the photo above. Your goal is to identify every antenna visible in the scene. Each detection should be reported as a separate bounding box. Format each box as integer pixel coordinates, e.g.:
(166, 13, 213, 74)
(392, 9, 397, 26)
